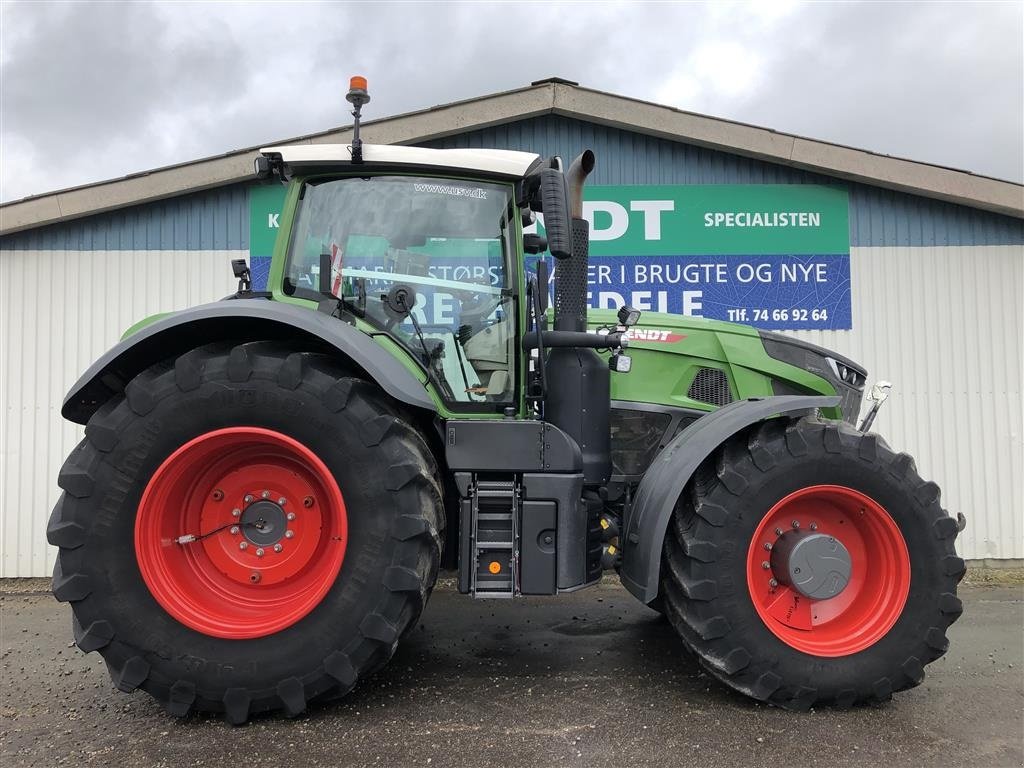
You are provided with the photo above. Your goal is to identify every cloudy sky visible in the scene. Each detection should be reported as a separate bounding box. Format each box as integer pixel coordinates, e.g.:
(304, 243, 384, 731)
(1, 1, 1021, 202)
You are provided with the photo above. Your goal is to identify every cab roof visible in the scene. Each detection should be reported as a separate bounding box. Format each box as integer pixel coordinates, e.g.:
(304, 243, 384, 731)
(260, 143, 541, 179)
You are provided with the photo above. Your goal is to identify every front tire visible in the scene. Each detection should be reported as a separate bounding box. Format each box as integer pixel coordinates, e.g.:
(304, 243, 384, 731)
(48, 343, 443, 723)
(660, 416, 965, 710)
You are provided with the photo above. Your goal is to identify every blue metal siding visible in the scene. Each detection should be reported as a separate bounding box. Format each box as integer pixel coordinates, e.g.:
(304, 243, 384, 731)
(2, 115, 1020, 251)
(421, 115, 1024, 248)
(0, 184, 250, 251)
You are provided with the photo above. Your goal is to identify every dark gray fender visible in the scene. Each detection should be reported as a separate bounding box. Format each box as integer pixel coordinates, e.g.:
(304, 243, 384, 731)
(62, 299, 436, 424)
(619, 395, 841, 604)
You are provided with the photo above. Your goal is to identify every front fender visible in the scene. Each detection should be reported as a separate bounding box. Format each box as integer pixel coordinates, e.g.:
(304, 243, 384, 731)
(619, 395, 841, 604)
(62, 299, 436, 424)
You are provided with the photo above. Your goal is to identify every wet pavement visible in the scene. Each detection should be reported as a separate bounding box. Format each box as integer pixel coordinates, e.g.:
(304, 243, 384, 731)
(2, 580, 1022, 768)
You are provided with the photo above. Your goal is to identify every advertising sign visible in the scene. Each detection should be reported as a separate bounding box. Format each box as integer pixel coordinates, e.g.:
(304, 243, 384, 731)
(554, 184, 851, 330)
(249, 183, 851, 330)
(249, 185, 287, 290)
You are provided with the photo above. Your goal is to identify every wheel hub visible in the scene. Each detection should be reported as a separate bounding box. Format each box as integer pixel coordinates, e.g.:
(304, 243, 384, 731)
(134, 427, 347, 639)
(770, 531, 852, 600)
(746, 484, 911, 657)
(241, 500, 288, 546)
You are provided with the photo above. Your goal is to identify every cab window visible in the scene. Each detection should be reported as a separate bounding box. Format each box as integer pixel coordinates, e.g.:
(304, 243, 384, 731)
(284, 176, 517, 407)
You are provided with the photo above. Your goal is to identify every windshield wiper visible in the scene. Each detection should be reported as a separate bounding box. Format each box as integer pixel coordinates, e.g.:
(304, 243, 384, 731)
(317, 252, 365, 320)
(396, 291, 434, 368)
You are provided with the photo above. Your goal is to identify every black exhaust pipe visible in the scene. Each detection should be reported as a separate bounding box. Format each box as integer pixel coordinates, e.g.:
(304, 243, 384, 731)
(546, 149, 609, 490)
(554, 151, 595, 333)
(567, 149, 595, 219)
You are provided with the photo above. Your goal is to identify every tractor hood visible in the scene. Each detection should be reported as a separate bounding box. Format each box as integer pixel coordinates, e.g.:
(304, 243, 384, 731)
(588, 309, 867, 424)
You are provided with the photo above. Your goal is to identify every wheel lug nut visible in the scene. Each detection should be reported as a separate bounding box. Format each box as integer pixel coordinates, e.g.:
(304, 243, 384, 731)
(278, 497, 287, 506)
(761, 561, 770, 570)
(262, 490, 271, 499)
(303, 496, 314, 508)
(809, 522, 818, 531)
(774, 527, 784, 536)
(791, 520, 800, 530)
(230, 526, 240, 535)
(769, 578, 778, 588)
(286, 512, 296, 521)
(285, 530, 295, 539)
(256, 548, 265, 557)
(239, 541, 248, 550)
(244, 495, 254, 504)
(763, 542, 772, 551)
(273, 544, 283, 553)
(232, 508, 241, 517)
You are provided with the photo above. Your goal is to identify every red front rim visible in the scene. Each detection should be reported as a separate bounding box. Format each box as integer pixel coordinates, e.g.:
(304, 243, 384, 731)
(746, 485, 910, 657)
(135, 427, 348, 639)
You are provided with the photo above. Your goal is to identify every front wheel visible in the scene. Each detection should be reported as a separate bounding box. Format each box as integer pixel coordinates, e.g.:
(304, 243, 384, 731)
(660, 416, 965, 710)
(48, 343, 443, 723)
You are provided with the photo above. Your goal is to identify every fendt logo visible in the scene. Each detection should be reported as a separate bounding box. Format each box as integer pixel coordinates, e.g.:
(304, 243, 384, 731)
(623, 328, 686, 343)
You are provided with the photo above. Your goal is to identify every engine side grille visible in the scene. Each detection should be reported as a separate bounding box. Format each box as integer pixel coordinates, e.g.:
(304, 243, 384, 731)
(835, 381, 864, 424)
(688, 367, 733, 407)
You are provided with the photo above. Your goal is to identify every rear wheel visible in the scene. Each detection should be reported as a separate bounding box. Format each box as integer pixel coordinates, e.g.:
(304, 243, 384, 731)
(660, 416, 965, 710)
(48, 343, 443, 723)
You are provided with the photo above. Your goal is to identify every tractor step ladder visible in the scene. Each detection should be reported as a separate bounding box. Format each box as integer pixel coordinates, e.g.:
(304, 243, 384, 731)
(469, 478, 519, 597)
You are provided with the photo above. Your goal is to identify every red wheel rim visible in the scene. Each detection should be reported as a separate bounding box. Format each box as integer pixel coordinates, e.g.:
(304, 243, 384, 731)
(135, 427, 347, 639)
(746, 485, 910, 657)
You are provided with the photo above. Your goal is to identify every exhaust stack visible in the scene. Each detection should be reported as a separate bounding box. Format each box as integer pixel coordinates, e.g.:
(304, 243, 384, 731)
(554, 150, 595, 333)
(566, 150, 595, 219)
(545, 149, 610, 488)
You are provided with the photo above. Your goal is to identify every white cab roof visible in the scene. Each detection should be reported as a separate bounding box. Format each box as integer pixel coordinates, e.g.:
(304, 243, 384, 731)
(260, 143, 540, 179)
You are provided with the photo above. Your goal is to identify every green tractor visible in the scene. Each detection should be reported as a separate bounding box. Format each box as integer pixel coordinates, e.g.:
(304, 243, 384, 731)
(49, 79, 965, 724)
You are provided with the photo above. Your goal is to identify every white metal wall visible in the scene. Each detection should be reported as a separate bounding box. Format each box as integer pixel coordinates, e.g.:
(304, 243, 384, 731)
(792, 245, 1024, 562)
(1, 244, 1021, 576)
(0, 249, 240, 577)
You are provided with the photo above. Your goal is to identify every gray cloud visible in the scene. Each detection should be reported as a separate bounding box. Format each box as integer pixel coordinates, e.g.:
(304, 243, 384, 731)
(1, 1, 1021, 203)
(726, 2, 1024, 181)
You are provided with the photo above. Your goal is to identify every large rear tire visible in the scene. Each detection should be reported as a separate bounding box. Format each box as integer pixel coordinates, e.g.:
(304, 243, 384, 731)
(660, 416, 964, 710)
(48, 342, 443, 723)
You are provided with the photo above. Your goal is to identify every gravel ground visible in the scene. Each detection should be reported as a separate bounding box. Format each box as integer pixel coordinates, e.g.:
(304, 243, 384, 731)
(2, 580, 1022, 768)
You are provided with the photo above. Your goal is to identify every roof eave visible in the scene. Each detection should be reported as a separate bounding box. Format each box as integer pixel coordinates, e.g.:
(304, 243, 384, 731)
(550, 84, 1024, 219)
(2, 80, 1021, 236)
(0, 84, 557, 236)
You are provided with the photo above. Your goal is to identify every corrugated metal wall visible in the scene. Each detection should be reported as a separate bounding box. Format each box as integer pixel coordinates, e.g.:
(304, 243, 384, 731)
(0, 249, 239, 576)
(0, 185, 250, 251)
(1, 114, 1022, 575)
(794, 245, 1023, 561)
(420, 115, 1024, 247)
(426, 115, 1024, 561)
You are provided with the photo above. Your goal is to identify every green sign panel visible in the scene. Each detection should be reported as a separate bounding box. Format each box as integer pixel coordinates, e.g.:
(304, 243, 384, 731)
(249, 185, 288, 289)
(582, 184, 849, 256)
(248, 181, 851, 329)
(250, 185, 288, 255)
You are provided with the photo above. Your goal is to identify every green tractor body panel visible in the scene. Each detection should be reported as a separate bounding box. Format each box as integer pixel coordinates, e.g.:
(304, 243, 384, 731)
(120, 312, 173, 339)
(587, 308, 847, 420)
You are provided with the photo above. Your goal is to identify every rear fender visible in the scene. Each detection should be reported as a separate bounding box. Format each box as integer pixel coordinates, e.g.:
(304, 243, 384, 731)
(62, 299, 436, 424)
(619, 395, 841, 604)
